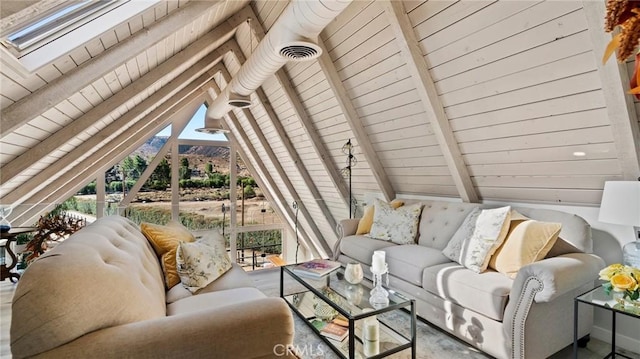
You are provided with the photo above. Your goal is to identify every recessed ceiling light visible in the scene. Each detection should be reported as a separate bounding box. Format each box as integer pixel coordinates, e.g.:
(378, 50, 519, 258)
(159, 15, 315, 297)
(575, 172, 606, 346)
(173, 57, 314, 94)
(573, 151, 586, 157)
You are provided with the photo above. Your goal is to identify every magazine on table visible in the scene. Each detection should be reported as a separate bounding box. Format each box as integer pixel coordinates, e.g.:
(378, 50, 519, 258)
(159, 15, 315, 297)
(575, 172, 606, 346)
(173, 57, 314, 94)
(292, 258, 341, 278)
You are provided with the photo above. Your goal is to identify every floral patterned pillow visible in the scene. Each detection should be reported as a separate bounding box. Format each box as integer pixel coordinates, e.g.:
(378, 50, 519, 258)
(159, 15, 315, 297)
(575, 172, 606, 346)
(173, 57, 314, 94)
(176, 232, 232, 293)
(368, 199, 423, 244)
(442, 206, 511, 273)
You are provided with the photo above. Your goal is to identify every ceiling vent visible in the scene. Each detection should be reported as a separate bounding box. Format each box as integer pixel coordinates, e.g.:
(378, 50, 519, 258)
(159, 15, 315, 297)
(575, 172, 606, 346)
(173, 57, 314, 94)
(277, 41, 321, 61)
(205, 0, 353, 121)
(227, 93, 251, 108)
(195, 117, 229, 134)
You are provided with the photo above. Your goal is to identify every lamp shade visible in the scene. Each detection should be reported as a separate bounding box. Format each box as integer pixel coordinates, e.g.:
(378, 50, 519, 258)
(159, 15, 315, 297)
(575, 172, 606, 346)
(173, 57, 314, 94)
(598, 181, 640, 226)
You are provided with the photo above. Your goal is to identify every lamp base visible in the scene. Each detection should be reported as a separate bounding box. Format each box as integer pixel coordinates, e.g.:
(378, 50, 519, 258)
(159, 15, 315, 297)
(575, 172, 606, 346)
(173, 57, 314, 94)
(623, 239, 640, 268)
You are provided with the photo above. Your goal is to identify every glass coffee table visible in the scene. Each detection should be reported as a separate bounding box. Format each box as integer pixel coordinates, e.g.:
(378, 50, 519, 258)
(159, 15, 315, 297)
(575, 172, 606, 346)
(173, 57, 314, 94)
(281, 264, 416, 359)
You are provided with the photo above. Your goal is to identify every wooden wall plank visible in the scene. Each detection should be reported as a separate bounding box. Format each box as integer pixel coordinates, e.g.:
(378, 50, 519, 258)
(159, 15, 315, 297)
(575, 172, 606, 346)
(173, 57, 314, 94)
(420, 1, 538, 53)
(445, 71, 601, 119)
(464, 143, 618, 165)
(430, 10, 587, 81)
(450, 90, 605, 131)
(459, 126, 613, 154)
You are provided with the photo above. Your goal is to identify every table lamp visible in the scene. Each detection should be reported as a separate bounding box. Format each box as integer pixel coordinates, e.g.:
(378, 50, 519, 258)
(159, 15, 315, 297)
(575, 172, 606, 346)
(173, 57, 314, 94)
(598, 180, 640, 267)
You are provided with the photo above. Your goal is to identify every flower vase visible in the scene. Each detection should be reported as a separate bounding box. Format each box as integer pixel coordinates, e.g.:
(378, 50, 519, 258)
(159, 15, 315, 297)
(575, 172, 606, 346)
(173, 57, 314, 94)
(612, 291, 640, 313)
(344, 262, 363, 284)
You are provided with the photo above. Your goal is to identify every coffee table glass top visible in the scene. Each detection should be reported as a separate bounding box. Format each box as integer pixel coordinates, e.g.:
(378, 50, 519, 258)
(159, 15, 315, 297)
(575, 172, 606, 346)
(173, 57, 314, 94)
(281, 265, 416, 359)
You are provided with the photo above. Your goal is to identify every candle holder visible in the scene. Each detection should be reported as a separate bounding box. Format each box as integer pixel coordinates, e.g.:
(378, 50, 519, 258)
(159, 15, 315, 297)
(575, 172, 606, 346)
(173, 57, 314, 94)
(369, 264, 389, 308)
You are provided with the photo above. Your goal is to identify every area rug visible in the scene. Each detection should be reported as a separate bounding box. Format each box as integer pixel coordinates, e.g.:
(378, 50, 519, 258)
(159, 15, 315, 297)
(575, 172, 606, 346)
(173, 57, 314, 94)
(249, 269, 491, 359)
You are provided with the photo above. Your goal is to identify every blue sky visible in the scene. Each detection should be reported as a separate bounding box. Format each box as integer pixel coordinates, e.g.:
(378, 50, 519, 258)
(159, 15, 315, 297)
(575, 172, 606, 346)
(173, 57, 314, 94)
(156, 104, 228, 141)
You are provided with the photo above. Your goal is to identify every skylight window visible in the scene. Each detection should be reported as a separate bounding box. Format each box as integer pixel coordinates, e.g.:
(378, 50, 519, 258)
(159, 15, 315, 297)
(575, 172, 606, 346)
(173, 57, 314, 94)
(0, 0, 159, 77)
(1, 0, 122, 54)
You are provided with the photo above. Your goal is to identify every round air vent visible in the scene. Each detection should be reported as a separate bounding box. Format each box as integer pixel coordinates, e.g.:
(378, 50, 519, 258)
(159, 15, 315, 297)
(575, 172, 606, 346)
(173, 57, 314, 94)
(228, 93, 251, 108)
(277, 41, 321, 61)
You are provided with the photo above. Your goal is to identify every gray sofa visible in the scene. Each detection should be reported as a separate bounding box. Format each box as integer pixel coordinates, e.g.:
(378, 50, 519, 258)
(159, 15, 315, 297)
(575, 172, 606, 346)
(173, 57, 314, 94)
(333, 200, 605, 359)
(11, 215, 294, 359)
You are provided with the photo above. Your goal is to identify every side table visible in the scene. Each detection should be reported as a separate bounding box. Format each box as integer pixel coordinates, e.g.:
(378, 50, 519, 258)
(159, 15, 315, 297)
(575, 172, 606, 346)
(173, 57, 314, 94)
(1, 227, 36, 283)
(574, 287, 640, 359)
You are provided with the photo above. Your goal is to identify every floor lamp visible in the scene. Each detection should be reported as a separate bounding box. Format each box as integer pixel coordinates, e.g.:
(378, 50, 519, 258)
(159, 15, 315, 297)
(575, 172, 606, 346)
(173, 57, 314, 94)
(341, 139, 358, 218)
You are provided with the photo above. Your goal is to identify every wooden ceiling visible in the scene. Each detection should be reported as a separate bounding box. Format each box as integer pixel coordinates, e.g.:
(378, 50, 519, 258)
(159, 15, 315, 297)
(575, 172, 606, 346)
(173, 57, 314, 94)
(1, 0, 639, 255)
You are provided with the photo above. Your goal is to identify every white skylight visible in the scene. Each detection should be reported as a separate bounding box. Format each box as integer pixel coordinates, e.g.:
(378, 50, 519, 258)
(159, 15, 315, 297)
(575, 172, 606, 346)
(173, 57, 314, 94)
(0, 0, 159, 77)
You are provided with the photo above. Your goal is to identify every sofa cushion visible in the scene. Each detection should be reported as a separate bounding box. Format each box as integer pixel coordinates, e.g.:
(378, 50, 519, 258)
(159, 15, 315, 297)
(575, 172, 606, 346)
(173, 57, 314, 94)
(382, 245, 452, 286)
(357, 199, 404, 235)
(340, 235, 396, 265)
(176, 231, 232, 293)
(166, 263, 255, 303)
(489, 220, 561, 278)
(369, 199, 423, 244)
(417, 200, 481, 249)
(442, 206, 511, 273)
(167, 287, 267, 316)
(11, 216, 167, 358)
(141, 221, 196, 289)
(422, 263, 513, 321)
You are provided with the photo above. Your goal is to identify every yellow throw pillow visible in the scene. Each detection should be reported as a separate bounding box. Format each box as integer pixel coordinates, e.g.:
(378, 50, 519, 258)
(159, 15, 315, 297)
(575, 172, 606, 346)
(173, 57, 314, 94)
(141, 221, 195, 289)
(356, 199, 404, 235)
(489, 220, 562, 278)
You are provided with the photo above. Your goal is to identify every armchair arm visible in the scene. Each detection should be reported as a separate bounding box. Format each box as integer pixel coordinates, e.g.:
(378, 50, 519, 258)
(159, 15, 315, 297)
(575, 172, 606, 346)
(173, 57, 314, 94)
(32, 298, 295, 359)
(337, 218, 361, 238)
(503, 253, 605, 358)
(333, 218, 361, 260)
(512, 253, 605, 303)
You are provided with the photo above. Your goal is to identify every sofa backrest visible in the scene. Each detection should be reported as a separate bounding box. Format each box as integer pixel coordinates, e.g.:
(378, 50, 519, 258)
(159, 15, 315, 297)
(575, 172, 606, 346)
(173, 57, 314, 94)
(409, 200, 591, 255)
(416, 200, 481, 249)
(11, 215, 166, 358)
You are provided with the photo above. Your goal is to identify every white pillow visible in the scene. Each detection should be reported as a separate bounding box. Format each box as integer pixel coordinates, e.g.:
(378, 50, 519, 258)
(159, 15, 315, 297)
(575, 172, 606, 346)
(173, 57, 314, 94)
(442, 206, 511, 273)
(369, 199, 423, 244)
(176, 232, 232, 293)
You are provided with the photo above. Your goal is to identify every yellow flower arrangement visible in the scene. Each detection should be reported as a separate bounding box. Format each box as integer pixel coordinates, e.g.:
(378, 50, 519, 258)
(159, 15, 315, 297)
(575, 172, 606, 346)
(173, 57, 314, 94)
(599, 263, 640, 301)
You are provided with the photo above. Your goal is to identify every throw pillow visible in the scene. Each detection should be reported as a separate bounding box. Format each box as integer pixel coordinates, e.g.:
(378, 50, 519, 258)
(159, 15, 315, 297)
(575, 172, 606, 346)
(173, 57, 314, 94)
(176, 232, 232, 293)
(368, 199, 423, 244)
(141, 221, 195, 289)
(442, 206, 511, 273)
(356, 199, 404, 235)
(488, 220, 562, 278)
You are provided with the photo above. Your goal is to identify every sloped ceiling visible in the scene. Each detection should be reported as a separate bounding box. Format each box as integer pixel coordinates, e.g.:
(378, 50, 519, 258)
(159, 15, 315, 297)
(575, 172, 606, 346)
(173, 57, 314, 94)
(1, 0, 639, 255)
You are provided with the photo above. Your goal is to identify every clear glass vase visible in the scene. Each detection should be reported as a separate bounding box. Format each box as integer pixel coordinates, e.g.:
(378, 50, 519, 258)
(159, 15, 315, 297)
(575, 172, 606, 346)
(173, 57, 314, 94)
(622, 238, 640, 268)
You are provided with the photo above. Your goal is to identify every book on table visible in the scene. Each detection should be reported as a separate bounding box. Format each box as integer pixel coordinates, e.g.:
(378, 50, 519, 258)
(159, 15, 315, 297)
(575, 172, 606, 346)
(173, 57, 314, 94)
(292, 258, 341, 278)
(311, 319, 349, 342)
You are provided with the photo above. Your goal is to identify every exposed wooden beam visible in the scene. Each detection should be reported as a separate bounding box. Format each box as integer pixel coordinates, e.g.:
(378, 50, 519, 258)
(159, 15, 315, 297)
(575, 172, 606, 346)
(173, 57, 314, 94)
(217, 67, 329, 257)
(96, 173, 105, 219)
(177, 139, 229, 147)
(225, 132, 312, 261)
(3, 66, 218, 208)
(0, 0, 223, 138)
(10, 87, 206, 226)
(583, 1, 640, 179)
(316, 37, 396, 202)
(222, 40, 339, 239)
(119, 139, 173, 208)
(236, 6, 350, 211)
(1, 32, 230, 183)
(2, 59, 224, 204)
(381, 0, 478, 203)
(216, 95, 317, 258)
